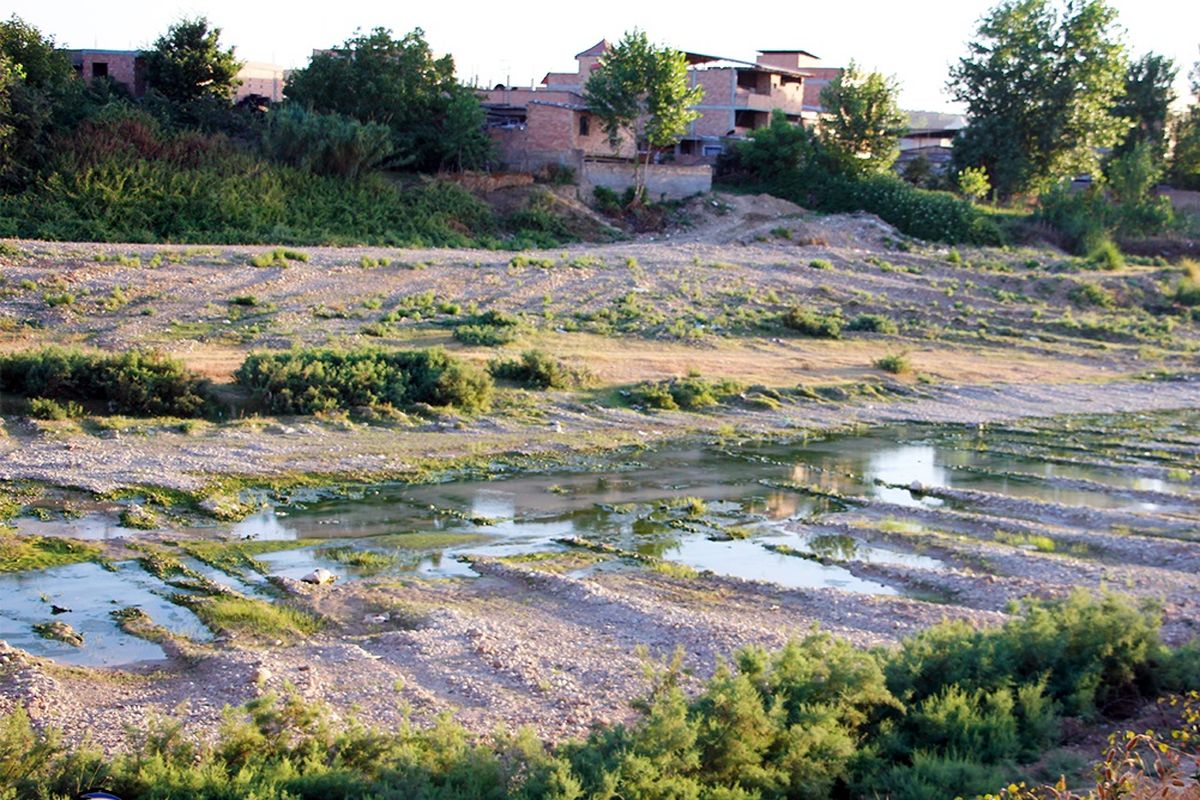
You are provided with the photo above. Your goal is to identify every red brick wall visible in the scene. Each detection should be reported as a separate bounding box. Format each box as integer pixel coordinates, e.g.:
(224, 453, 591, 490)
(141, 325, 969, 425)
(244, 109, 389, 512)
(77, 53, 139, 95)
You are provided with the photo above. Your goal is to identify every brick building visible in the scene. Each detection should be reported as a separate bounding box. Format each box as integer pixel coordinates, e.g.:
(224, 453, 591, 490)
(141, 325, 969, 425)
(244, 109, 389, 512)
(66, 49, 286, 102)
(482, 40, 841, 171)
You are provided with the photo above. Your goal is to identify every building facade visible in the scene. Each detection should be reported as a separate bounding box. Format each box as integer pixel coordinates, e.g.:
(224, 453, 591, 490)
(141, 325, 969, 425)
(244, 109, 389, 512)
(482, 41, 840, 171)
(66, 50, 286, 102)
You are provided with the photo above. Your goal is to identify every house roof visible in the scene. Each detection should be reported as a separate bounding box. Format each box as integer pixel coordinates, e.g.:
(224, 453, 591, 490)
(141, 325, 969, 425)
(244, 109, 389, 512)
(757, 49, 820, 59)
(575, 40, 609, 58)
(685, 52, 810, 78)
(65, 48, 141, 57)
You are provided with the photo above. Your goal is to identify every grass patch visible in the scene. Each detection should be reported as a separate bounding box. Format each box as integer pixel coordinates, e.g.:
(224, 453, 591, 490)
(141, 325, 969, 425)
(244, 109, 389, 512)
(316, 545, 397, 571)
(0, 531, 102, 573)
(488, 350, 592, 389)
(31, 621, 83, 647)
(178, 595, 323, 640)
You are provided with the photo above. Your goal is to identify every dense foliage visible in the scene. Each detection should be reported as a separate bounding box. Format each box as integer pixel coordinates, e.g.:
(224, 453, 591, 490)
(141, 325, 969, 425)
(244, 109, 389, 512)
(235, 347, 494, 414)
(284, 27, 493, 172)
(722, 111, 1001, 245)
(142, 16, 242, 105)
(817, 61, 907, 176)
(949, 0, 1129, 198)
(0, 348, 212, 417)
(1, 594, 1196, 800)
(0, 109, 497, 245)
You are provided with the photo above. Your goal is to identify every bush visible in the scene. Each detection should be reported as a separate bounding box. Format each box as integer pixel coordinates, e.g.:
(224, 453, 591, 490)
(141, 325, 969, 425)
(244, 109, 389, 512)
(630, 375, 743, 411)
(26, 397, 83, 420)
(453, 310, 525, 347)
(0, 110, 502, 246)
(261, 105, 394, 179)
(874, 353, 911, 374)
(782, 306, 842, 338)
(845, 313, 898, 334)
(0, 348, 212, 416)
(725, 121, 1002, 245)
(0, 593, 1192, 800)
(234, 347, 493, 414)
(489, 350, 589, 389)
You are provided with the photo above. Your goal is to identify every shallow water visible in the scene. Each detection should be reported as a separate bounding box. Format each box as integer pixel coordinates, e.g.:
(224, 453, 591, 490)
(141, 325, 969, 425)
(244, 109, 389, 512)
(6, 412, 1198, 666)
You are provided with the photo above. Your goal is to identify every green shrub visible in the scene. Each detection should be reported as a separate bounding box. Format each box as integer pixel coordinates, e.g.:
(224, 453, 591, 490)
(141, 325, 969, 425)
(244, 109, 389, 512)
(489, 350, 590, 389)
(845, 313, 898, 334)
(782, 306, 842, 338)
(27, 397, 83, 420)
(809, 258, 833, 270)
(234, 347, 493, 414)
(262, 105, 394, 179)
(453, 310, 525, 347)
(0, 593, 1191, 800)
(1087, 239, 1125, 271)
(0, 348, 212, 417)
(0, 111, 501, 246)
(874, 353, 911, 374)
(630, 375, 743, 411)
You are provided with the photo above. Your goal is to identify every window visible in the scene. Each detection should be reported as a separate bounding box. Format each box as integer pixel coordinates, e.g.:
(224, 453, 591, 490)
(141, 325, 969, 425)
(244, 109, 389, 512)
(702, 145, 724, 157)
(578, 114, 590, 137)
(92, 62, 108, 78)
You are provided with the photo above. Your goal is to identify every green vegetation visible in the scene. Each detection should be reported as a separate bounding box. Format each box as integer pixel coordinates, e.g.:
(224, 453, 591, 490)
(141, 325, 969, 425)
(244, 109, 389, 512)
(875, 353, 912, 374)
(235, 347, 493, 414)
(0, 348, 212, 417)
(583, 29, 702, 199)
(176, 594, 323, 640)
(0, 531, 101, 573)
(453, 310, 526, 346)
(817, 60, 907, 176)
(782, 305, 843, 338)
(725, 111, 1001, 245)
(629, 374, 743, 411)
(845, 313, 899, 334)
(489, 350, 591, 389)
(316, 545, 397, 571)
(249, 247, 309, 268)
(2, 594, 1196, 800)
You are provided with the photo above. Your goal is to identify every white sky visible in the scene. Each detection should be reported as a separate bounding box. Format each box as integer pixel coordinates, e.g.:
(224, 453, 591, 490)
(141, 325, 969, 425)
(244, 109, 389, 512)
(12, 0, 1199, 113)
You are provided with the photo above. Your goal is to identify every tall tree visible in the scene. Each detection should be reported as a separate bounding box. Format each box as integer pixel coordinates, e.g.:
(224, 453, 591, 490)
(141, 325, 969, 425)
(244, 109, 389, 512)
(284, 27, 491, 172)
(584, 30, 703, 201)
(143, 17, 242, 105)
(948, 0, 1129, 199)
(1111, 53, 1177, 161)
(0, 15, 78, 190)
(1169, 52, 1200, 189)
(817, 61, 907, 176)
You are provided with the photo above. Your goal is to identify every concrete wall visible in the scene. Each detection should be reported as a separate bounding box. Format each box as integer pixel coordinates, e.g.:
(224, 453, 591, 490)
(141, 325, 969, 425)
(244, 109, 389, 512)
(581, 160, 712, 201)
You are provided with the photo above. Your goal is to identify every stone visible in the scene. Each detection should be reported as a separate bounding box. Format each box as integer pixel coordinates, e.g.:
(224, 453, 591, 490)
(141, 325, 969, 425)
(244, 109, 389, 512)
(301, 568, 337, 586)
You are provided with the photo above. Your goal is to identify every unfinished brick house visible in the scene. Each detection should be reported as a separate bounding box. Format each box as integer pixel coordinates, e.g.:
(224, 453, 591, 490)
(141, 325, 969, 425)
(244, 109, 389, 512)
(66, 49, 285, 102)
(482, 40, 840, 172)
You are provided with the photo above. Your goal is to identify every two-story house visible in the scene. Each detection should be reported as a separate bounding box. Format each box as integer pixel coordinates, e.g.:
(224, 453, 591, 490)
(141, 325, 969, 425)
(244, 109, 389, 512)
(482, 40, 841, 172)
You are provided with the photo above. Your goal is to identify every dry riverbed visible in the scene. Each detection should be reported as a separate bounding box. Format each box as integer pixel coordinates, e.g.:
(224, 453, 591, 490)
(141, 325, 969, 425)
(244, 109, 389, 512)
(1, 197, 1198, 752)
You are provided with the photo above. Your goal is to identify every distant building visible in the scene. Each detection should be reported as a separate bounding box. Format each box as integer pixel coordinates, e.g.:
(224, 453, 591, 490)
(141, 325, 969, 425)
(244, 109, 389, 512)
(65, 49, 286, 102)
(482, 41, 842, 172)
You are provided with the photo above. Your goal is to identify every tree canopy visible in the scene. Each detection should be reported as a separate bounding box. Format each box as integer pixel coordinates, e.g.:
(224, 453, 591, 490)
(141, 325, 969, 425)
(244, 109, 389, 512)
(143, 16, 243, 105)
(1111, 52, 1176, 162)
(949, 0, 1130, 199)
(583, 29, 703, 199)
(284, 27, 491, 172)
(817, 61, 907, 176)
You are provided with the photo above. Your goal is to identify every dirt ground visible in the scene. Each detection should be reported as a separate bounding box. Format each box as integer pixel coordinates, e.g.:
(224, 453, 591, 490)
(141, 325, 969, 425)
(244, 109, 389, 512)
(1, 195, 1198, 757)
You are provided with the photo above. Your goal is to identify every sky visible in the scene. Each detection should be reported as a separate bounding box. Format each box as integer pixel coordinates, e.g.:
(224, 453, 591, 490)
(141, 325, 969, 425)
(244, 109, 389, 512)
(11, 0, 1199, 113)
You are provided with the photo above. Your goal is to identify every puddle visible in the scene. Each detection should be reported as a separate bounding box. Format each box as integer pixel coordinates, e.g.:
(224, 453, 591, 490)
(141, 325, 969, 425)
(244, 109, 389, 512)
(0, 561, 212, 666)
(5, 411, 1198, 667)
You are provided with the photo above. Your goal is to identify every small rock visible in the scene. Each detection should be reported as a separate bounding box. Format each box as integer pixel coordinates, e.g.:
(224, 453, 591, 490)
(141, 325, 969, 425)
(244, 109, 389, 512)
(301, 568, 337, 586)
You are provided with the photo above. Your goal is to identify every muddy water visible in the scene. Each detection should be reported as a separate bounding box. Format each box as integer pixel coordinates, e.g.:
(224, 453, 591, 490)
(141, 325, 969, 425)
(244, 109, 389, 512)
(6, 412, 1198, 666)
